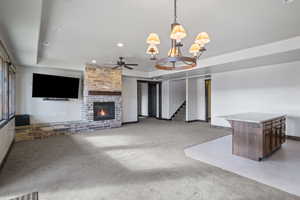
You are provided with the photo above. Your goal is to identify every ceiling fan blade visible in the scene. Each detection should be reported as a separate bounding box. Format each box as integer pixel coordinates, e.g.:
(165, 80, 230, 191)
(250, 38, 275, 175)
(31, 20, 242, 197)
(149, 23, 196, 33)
(126, 64, 138, 66)
(112, 66, 121, 69)
(124, 65, 133, 70)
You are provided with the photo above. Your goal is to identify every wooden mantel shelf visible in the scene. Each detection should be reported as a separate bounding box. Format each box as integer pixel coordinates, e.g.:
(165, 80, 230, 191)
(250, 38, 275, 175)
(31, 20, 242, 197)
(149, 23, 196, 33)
(88, 91, 122, 96)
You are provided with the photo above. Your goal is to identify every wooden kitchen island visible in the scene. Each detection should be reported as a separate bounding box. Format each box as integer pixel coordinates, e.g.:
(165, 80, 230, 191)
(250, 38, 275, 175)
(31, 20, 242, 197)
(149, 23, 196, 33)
(224, 113, 286, 161)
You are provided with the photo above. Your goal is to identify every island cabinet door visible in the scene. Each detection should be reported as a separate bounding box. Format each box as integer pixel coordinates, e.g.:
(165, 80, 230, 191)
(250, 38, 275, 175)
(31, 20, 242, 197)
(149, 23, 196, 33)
(281, 118, 286, 143)
(263, 122, 272, 155)
(262, 117, 286, 157)
(231, 121, 263, 161)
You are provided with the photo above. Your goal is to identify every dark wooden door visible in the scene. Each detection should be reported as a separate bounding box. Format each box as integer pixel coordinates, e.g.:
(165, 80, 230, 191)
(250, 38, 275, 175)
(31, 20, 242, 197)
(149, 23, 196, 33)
(148, 83, 157, 117)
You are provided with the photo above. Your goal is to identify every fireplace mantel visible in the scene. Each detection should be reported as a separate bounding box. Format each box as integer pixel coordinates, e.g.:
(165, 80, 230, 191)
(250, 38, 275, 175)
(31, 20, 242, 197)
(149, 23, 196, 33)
(88, 91, 122, 96)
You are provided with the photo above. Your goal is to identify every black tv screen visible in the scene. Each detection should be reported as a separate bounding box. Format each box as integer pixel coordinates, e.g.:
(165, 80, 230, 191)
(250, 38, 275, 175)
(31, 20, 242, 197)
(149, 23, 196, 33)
(32, 73, 80, 99)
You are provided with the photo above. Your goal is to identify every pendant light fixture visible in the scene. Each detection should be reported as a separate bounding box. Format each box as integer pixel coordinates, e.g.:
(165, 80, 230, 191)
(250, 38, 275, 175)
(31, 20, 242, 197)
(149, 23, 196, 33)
(146, 0, 211, 70)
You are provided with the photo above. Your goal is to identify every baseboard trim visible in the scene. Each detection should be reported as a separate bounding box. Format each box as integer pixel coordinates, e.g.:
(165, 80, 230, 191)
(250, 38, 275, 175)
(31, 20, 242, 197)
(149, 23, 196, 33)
(185, 120, 207, 123)
(0, 139, 15, 173)
(122, 121, 139, 125)
(286, 135, 300, 141)
(159, 118, 172, 121)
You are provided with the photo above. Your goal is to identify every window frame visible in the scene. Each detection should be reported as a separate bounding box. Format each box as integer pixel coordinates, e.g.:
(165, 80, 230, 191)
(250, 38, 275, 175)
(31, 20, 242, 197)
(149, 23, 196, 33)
(8, 66, 16, 119)
(0, 40, 15, 129)
(0, 57, 4, 124)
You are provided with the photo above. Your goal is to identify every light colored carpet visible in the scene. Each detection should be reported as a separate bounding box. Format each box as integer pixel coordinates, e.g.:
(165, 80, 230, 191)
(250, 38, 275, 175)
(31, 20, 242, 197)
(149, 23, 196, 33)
(185, 135, 300, 196)
(0, 118, 299, 200)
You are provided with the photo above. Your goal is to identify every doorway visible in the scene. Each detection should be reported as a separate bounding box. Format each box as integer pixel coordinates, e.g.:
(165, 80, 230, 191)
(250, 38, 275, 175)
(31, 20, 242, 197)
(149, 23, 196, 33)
(148, 83, 157, 117)
(137, 80, 162, 120)
(205, 79, 211, 122)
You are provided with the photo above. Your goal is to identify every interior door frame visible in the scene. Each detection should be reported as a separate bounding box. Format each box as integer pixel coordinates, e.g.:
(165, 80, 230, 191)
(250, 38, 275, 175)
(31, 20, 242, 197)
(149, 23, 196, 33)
(137, 80, 162, 121)
(205, 79, 211, 122)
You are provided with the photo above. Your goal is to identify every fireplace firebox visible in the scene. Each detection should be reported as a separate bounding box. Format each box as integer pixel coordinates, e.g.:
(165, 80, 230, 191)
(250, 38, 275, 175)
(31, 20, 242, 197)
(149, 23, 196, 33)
(93, 102, 115, 121)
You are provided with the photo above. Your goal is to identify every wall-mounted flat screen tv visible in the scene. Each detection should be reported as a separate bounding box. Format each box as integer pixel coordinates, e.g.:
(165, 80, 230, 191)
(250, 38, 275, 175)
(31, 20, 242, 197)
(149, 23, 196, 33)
(32, 73, 80, 99)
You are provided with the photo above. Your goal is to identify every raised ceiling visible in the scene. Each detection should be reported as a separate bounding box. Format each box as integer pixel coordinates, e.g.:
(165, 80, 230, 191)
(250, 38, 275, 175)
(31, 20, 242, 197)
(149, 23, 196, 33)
(1, 0, 300, 73)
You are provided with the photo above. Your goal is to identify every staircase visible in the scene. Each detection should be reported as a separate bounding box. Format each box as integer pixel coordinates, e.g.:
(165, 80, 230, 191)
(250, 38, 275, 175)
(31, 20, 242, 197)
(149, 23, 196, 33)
(171, 102, 186, 121)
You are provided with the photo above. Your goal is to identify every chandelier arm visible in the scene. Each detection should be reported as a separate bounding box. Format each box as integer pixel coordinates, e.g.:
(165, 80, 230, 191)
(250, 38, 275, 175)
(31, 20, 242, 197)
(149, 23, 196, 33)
(178, 46, 182, 57)
(196, 52, 202, 60)
(196, 49, 206, 59)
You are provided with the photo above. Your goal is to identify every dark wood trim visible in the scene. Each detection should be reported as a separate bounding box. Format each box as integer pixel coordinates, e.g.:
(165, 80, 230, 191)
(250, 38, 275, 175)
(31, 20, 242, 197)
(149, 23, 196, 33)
(0, 139, 14, 173)
(159, 118, 172, 121)
(122, 121, 139, 125)
(185, 120, 207, 123)
(286, 135, 300, 141)
(137, 80, 161, 84)
(205, 79, 211, 122)
(138, 115, 149, 117)
(88, 91, 122, 96)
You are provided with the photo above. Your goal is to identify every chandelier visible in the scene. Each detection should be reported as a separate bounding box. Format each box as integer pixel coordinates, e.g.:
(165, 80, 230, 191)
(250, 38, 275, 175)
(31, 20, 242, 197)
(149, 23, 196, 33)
(146, 0, 210, 70)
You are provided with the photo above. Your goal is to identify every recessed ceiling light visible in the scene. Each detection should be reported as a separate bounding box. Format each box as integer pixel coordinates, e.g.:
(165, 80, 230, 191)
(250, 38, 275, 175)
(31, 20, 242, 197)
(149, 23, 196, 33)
(91, 60, 97, 64)
(117, 43, 124, 47)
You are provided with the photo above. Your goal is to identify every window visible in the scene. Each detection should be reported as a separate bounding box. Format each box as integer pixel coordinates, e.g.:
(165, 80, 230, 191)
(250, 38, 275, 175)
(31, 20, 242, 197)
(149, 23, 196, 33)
(2, 59, 9, 120)
(0, 41, 16, 125)
(0, 56, 9, 122)
(8, 67, 16, 118)
(0, 57, 3, 121)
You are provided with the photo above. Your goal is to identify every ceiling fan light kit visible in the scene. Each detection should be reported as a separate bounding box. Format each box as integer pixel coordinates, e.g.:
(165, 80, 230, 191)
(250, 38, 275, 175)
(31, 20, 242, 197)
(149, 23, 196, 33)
(146, 0, 211, 70)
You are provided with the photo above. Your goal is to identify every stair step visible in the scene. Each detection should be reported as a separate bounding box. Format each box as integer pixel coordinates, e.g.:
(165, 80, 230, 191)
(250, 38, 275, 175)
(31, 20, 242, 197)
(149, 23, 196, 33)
(171, 101, 186, 121)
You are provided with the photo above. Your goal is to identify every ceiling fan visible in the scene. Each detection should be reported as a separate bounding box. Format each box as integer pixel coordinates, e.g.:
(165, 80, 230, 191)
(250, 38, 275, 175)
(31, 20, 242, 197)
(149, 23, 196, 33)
(105, 57, 138, 70)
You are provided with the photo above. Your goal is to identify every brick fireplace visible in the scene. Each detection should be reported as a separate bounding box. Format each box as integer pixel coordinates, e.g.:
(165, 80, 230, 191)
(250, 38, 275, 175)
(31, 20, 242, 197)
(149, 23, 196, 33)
(81, 65, 122, 129)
